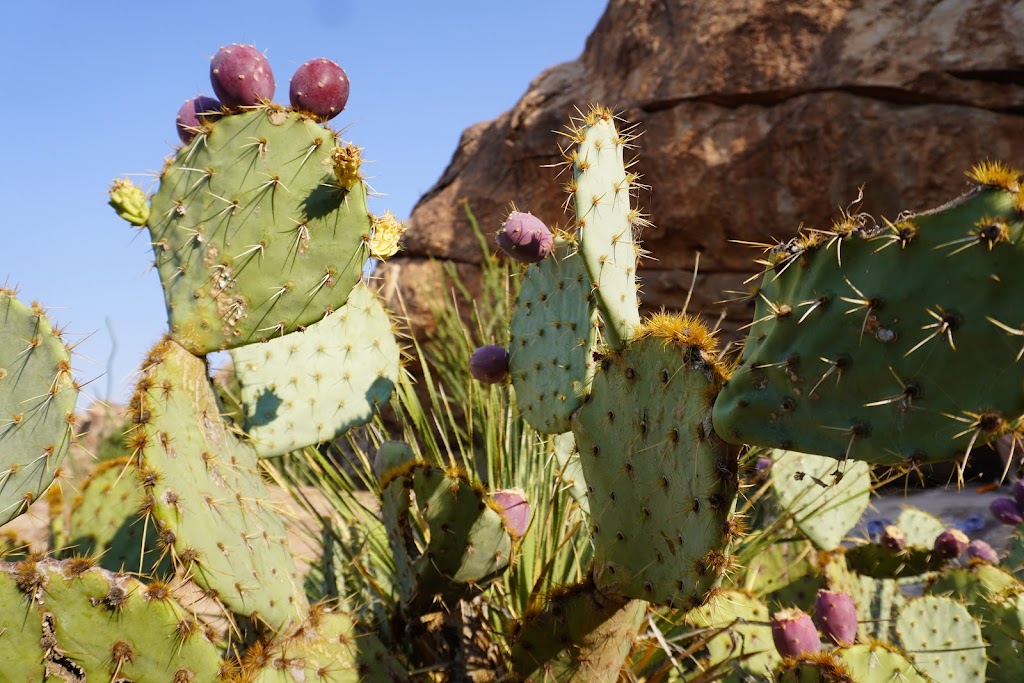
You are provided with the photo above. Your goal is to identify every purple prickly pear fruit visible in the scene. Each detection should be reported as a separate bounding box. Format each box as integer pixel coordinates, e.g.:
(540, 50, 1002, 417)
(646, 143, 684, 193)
(990, 497, 1024, 525)
(490, 489, 530, 538)
(967, 539, 999, 564)
(933, 528, 970, 559)
(813, 590, 858, 646)
(289, 58, 350, 121)
(469, 345, 509, 384)
(210, 44, 275, 107)
(1013, 480, 1024, 510)
(175, 96, 222, 143)
(753, 456, 773, 483)
(879, 525, 906, 552)
(771, 609, 821, 658)
(496, 212, 553, 264)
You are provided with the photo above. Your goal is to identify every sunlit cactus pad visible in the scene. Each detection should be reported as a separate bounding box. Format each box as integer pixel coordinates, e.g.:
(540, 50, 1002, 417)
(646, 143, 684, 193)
(249, 607, 408, 682)
(63, 457, 170, 577)
(0, 290, 77, 526)
(895, 595, 986, 682)
(147, 107, 372, 354)
(686, 588, 780, 679)
(571, 314, 738, 607)
(769, 449, 871, 551)
(231, 282, 401, 457)
(714, 169, 1024, 466)
(0, 558, 222, 681)
(509, 237, 598, 434)
(132, 339, 306, 628)
(510, 577, 645, 682)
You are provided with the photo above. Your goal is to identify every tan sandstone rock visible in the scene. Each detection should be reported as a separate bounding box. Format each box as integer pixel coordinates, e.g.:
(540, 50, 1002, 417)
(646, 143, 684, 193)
(386, 0, 1024, 333)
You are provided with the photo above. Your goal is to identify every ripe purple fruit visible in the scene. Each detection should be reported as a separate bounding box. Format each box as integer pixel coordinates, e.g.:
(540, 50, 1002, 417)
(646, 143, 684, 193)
(470, 345, 509, 384)
(490, 489, 530, 538)
(967, 539, 999, 564)
(879, 525, 906, 552)
(771, 609, 821, 658)
(289, 58, 350, 121)
(814, 590, 858, 646)
(175, 96, 222, 143)
(496, 212, 553, 264)
(210, 44, 275, 107)
(933, 528, 970, 560)
(990, 497, 1024, 525)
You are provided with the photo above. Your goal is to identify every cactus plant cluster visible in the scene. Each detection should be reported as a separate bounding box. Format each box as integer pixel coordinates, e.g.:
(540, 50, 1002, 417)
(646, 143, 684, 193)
(3, 34, 1024, 681)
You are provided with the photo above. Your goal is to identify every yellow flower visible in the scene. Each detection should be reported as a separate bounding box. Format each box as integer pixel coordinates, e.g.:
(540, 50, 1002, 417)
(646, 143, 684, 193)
(327, 143, 362, 191)
(369, 211, 406, 261)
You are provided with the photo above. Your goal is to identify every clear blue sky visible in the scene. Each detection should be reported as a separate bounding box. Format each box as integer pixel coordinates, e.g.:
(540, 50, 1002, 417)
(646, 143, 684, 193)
(1, 1, 606, 407)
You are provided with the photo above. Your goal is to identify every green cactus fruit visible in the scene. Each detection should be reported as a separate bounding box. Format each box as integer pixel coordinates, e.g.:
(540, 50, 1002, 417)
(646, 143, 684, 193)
(713, 168, 1024, 466)
(108, 177, 150, 226)
(132, 339, 307, 628)
(145, 106, 373, 355)
(571, 314, 739, 608)
(62, 457, 172, 577)
(509, 236, 599, 433)
(0, 557, 222, 681)
(0, 290, 77, 526)
(509, 576, 646, 682)
(378, 462, 512, 610)
(230, 282, 401, 457)
(895, 595, 987, 682)
(551, 431, 589, 515)
(769, 449, 871, 550)
(927, 564, 1024, 683)
(249, 606, 408, 682)
(566, 105, 643, 349)
(686, 588, 780, 680)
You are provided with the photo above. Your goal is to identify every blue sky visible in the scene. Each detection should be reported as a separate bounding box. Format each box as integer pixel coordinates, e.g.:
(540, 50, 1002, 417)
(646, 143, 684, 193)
(1, 1, 606, 406)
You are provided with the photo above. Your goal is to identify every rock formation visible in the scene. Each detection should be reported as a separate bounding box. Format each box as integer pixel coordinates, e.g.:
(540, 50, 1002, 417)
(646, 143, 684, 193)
(383, 0, 1024, 335)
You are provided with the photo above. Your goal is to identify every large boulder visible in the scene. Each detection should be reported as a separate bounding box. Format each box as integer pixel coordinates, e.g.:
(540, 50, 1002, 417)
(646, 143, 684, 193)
(385, 0, 1024, 333)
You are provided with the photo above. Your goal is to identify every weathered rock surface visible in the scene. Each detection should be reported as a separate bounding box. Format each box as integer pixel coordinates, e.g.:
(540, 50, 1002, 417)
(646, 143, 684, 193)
(384, 0, 1024, 333)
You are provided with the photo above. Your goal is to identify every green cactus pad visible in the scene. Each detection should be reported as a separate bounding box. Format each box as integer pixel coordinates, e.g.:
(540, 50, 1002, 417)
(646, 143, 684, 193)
(63, 457, 171, 577)
(686, 589, 780, 680)
(551, 431, 589, 514)
(378, 462, 512, 610)
(509, 237, 598, 433)
(776, 653, 854, 683)
(133, 339, 307, 628)
(250, 607, 408, 682)
(147, 107, 372, 355)
(0, 558, 222, 681)
(893, 505, 947, 547)
(0, 563, 46, 681)
(0, 290, 77, 526)
(510, 577, 645, 682)
(713, 182, 1024, 465)
(844, 542, 945, 579)
(231, 282, 401, 457)
(745, 540, 816, 601)
(895, 595, 987, 682)
(568, 106, 642, 348)
(856, 575, 903, 642)
(571, 316, 738, 607)
(837, 643, 927, 683)
(769, 449, 871, 551)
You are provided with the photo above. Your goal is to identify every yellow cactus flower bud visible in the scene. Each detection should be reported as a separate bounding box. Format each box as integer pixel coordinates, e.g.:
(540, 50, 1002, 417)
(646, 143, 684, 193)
(108, 178, 150, 227)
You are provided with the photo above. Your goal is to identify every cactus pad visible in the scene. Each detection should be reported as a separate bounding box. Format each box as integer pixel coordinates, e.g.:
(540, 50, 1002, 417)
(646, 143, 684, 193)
(714, 181, 1024, 465)
(836, 643, 927, 683)
(231, 282, 401, 457)
(509, 237, 598, 433)
(895, 595, 986, 682)
(552, 431, 589, 514)
(0, 290, 77, 526)
(571, 315, 738, 607)
(686, 589, 780, 680)
(146, 107, 372, 354)
(133, 339, 307, 628)
(769, 449, 871, 551)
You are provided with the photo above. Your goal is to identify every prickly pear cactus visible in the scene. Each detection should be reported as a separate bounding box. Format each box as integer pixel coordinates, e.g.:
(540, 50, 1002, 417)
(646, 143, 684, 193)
(895, 595, 987, 682)
(508, 237, 598, 434)
(571, 314, 739, 607)
(769, 449, 871, 551)
(686, 589, 780, 680)
(140, 107, 373, 355)
(0, 558, 222, 681)
(0, 290, 77, 526)
(230, 282, 402, 457)
(509, 577, 646, 682)
(131, 339, 307, 628)
(551, 431, 589, 514)
(565, 106, 644, 348)
(714, 167, 1024, 465)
